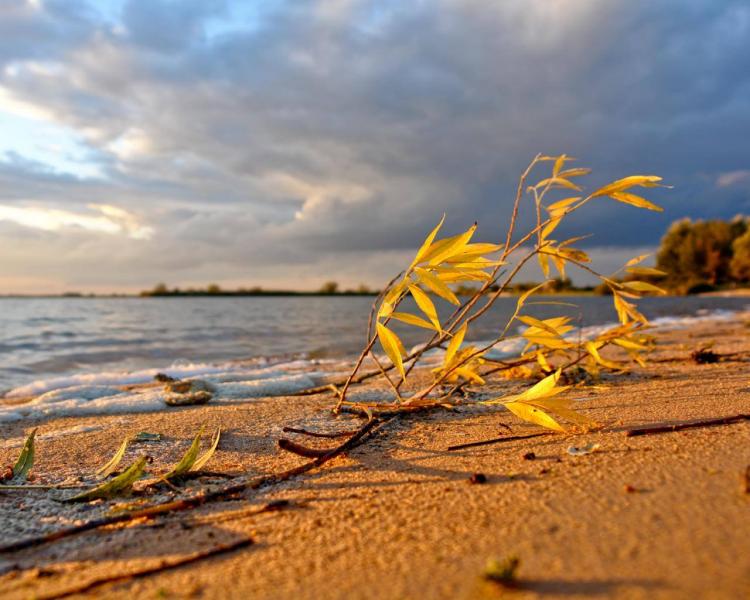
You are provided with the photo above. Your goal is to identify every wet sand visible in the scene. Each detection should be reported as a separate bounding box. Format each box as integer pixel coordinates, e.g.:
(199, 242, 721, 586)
(1, 317, 749, 599)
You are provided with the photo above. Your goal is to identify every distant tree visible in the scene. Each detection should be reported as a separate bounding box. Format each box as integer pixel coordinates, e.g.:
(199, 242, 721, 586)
(656, 218, 745, 292)
(319, 281, 339, 294)
(730, 229, 750, 282)
(207, 283, 221, 294)
(356, 283, 371, 294)
(454, 284, 479, 296)
(544, 277, 573, 292)
(153, 283, 169, 295)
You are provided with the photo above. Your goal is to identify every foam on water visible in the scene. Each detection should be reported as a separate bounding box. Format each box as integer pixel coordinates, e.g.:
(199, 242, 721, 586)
(0, 360, 331, 423)
(0, 305, 745, 424)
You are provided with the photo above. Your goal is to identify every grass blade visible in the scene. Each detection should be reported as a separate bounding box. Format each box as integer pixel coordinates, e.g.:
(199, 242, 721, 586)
(64, 456, 149, 503)
(163, 428, 204, 481)
(95, 436, 130, 479)
(12, 428, 37, 480)
(192, 428, 221, 472)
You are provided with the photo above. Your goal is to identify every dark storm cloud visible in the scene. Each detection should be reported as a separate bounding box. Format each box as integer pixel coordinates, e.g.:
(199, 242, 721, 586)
(0, 0, 749, 291)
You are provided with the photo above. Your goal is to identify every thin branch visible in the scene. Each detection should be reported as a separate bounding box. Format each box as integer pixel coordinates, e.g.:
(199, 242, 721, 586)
(0, 416, 385, 555)
(281, 426, 357, 439)
(447, 432, 553, 451)
(625, 414, 749, 437)
(33, 536, 254, 600)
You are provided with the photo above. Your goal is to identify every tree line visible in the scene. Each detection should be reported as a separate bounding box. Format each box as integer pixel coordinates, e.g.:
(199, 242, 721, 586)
(140, 216, 750, 298)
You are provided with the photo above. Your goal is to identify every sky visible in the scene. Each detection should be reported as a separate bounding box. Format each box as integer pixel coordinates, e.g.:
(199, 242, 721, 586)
(0, 0, 749, 294)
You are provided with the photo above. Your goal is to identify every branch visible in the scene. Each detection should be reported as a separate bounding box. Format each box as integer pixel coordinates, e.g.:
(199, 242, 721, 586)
(625, 414, 749, 437)
(33, 536, 254, 600)
(0, 416, 385, 555)
(447, 432, 553, 451)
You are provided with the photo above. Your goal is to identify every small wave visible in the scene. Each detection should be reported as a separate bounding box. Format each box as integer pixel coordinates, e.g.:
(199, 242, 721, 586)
(0, 361, 325, 423)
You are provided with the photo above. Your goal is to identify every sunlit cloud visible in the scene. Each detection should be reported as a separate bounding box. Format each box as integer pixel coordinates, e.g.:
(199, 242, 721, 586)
(0, 0, 748, 292)
(0, 203, 154, 239)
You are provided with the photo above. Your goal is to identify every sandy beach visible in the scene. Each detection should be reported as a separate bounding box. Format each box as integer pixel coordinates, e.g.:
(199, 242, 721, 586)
(1, 315, 749, 600)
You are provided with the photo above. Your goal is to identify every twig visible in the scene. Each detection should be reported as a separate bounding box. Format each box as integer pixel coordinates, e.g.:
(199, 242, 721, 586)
(277, 439, 328, 458)
(447, 432, 553, 451)
(33, 536, 254, 600)
(281, 426, 357, 438)
(625, 414, 750, 437)
(0, 416, 385, 554)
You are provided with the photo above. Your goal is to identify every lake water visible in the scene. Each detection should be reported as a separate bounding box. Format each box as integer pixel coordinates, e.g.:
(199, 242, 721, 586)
(1, 295, 748, 395)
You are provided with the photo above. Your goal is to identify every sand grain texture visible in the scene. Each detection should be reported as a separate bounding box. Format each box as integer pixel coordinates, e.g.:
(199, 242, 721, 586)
(1, 319, 749, 599)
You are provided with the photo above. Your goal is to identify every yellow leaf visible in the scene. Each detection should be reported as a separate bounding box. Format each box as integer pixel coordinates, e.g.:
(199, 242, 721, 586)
(516, 282, 547, 312)
(452, 243, 503, 256)
(379, 282, 406, 317)
(383, 282, 405, 303)
(546, 197, 581, 214)
(538, 252, 550, 279)
(523, 334, 573, 350)
(378, 301, 394, 319)
(585, 341, 622, 370)
(537, 351, 551, 372)
(390, 312, 436, 330)
(414, 267, 460, 305)
(553, 154, 568, 176)
(454, 366, 485, 385)
(621, 281, 666, 295)
(423, 223, 477, 265)
(409, 285, 441, 330)
(444, 323, 467, 367)
(541, 217, 562, 240)
(536, 177, 582, 192)
(376, 322, 405, 378)
(412, 214, 445, 266)
(592, 175, 664, 198)
(504, 401, 565, 432)
(517, 315, 563, 336)
(613, 292, 647, 325)
(514, 370, 569, 403)
(557, 167, 590, 178)
(433, 267, 492, 282)
(625, 253, 651, 267)
(626, 266, 666, 277)
(612, 337, 648, 351)
(447, 256, 504, 268)
(551, 254, 566, 279)
(531, 395, 591, 425)
(609, 192, 663, 212)
(630, 352, 647, 367)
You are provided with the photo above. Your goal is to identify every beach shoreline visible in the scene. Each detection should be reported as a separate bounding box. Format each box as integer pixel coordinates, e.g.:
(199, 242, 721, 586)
(1, 315, 750, 599)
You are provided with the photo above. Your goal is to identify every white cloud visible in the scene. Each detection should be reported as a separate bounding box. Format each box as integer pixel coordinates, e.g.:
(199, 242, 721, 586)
(0, 203, 153, 239)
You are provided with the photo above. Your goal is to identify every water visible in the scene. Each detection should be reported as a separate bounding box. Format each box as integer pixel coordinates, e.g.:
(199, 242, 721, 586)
(1, 295, 748, 393)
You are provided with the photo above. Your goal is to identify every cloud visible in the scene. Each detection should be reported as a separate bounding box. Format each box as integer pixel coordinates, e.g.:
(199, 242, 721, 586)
(716, 169, 750, 188)
(0, 0, 748, 291)
(0, 202, 153, 239)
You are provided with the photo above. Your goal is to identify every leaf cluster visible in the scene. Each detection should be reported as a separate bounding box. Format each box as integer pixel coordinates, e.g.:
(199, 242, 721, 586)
(334, 154, 669, 432)
(1, 427, 222, 503)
